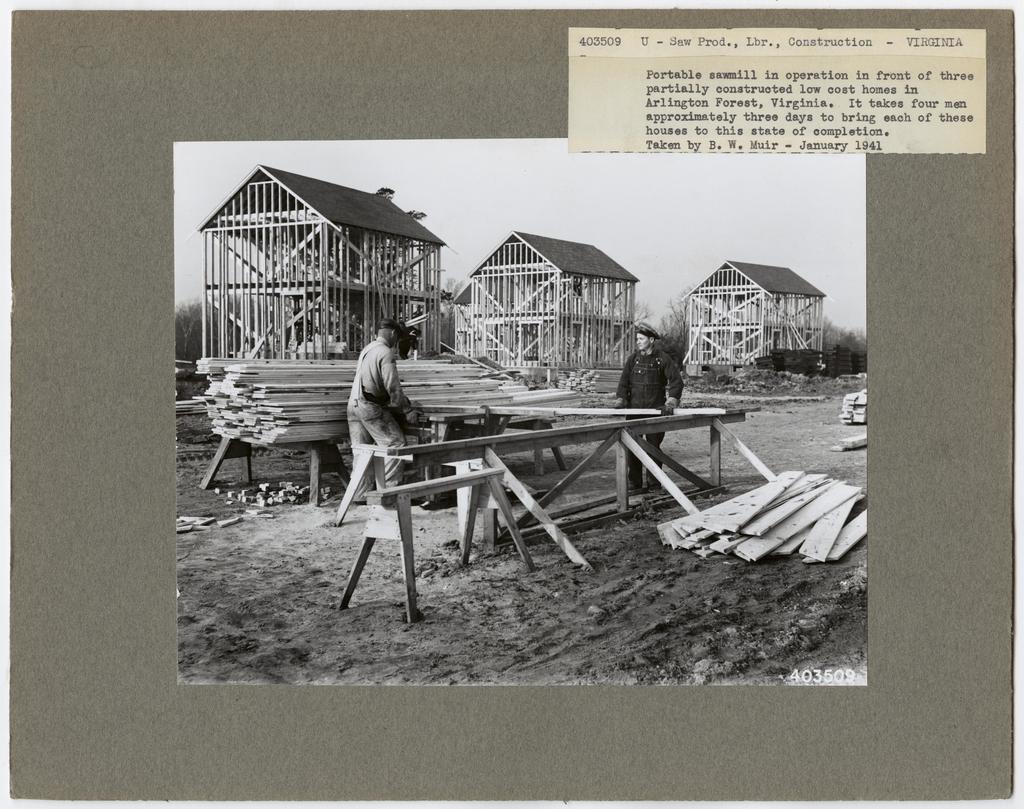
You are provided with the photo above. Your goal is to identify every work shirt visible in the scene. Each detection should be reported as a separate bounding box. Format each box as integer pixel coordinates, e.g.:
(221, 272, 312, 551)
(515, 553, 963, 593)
(616, 347, 683, 409)
(349, 337, 410, 410)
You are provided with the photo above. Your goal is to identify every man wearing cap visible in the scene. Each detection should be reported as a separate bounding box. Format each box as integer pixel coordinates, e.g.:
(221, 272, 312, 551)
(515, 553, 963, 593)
(613, 322, 683, 490)
(347, 318, 418, 501)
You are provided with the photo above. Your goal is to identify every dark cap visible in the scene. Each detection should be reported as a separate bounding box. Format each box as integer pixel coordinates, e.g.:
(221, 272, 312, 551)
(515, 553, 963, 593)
(377, 317, 405, 334)
(635, 321, 660, 339)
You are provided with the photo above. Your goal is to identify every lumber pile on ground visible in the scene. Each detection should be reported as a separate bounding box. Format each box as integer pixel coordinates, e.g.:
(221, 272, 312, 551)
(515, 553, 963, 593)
(557, 368, 620, 394)
(824, 345, 854, 377)
(754, 349, 823, 375)
(557, 368, 598, 393)
(841, 389, 867, 424)
(658, 471, 866, 563)
(197, 358, 512, 444)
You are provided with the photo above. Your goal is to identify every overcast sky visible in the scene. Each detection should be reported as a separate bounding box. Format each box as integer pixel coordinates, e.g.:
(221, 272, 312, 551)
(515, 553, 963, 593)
(175, 140, 865, 329)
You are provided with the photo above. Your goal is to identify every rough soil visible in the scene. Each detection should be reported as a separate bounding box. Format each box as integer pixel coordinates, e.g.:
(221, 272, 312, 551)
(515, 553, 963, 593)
(176, 392, 867, 685)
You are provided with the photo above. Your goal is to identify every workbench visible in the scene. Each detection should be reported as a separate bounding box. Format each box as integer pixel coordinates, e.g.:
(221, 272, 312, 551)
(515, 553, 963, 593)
(197, 409, 567, 505)
(336, 409, 764, 569)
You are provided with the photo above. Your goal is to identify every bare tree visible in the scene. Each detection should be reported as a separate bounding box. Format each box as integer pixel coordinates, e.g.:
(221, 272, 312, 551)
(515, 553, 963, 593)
(822, 317, 867, 352)
(175, 299, 204, 361)
(441, 277, 465, 303)
(655, 285, 696, 364)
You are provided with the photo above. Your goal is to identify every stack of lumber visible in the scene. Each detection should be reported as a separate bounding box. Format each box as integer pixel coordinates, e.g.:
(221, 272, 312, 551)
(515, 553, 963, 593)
(754, 349, 823, 375)
(175, 397, 208, 416)
(592, 369, 621, 394)
(199, 358, 512, 444)
(825, 345, 854, 377)
(507, 388, 585, 407)
(658, 471, 866, 564)
(557, 369, 598, 393)
(840, 389, 867, 424)
(850, 351, 867, 374)
(557, 368, 621, 394)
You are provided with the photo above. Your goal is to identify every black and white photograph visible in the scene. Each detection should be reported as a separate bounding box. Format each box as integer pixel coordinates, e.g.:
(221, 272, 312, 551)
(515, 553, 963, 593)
(175, 139, 867, 685)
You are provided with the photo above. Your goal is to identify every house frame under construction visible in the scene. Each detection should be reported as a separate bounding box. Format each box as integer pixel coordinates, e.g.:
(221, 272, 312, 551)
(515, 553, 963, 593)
(684, 260, 825, 366)
(455, 231, 637, 368)
(198, 165, 445, 359)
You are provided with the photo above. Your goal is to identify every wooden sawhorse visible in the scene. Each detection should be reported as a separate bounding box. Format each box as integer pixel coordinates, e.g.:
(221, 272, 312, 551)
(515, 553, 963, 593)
(199, 436, 350, 506)
(338, 468, 534, 622)
(422, 413, 568, 479)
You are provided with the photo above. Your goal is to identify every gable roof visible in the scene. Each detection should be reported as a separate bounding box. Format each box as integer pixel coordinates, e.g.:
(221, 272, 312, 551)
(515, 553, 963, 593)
(517, 232, 639, 282)
(467, 231, 637, 284)
(722, 261, 825, 297)
(453, 283, 473, 306)
(201, 165, 445, 245)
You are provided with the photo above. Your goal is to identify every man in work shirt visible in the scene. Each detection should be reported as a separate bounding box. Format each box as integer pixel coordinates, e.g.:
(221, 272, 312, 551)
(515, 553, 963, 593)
(347, 318, 418, 502)
(613, 322, 682, 490)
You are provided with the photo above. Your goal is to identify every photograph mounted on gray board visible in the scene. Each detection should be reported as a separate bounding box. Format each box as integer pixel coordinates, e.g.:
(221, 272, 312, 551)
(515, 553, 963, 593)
(174, 138, 867, 685)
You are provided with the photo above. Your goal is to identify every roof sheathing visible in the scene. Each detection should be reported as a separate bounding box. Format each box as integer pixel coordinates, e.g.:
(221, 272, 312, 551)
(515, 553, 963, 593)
(199, 165, 445, 245)
(721, 260, 826, 298)
(466, 231, 638, 283)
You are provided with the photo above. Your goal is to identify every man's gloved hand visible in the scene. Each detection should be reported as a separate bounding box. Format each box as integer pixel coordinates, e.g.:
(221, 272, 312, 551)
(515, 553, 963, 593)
(663, 397, 680, 414)
(403, 399, 423, 423)
(612, 398, 625, 409)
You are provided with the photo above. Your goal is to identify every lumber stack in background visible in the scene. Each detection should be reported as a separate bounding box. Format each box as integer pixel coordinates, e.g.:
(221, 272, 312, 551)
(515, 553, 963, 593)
(825, 344, 853, 377)
(658, 471, 867, 564)
(198, 358, 512, 444)
(840, 389, 867, 424)
(557, 368, 620, 394)
(557, 368, 597, 393)
(753, 349, 823, 375)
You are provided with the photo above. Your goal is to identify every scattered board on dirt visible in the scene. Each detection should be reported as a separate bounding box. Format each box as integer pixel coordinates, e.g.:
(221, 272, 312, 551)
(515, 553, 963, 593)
(658, 472, 866, 565)
(830, 433, 867, 452)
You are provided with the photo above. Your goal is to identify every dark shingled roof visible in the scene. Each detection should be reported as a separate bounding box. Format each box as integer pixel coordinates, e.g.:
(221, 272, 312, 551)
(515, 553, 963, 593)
(518, 232, 639, 282)
(723, 261, 825, 297)
(453, 283, 473, 306)
(454, 232, 637, 306)
(208, 166, 444, 244)
(506, 232, 638, 282)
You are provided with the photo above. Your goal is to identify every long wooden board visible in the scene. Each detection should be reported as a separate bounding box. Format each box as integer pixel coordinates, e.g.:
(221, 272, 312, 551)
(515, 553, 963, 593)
(675, 471, 803, 533)
(770, 524, 814, 556)
(619, 432, 700, 516)
(733, 534, 788, 562)
(740, 481, 839, 536)
(799, 497, 860, 561)
(751, 483, 858, 545)
(482, 449, 591, 569)
(825, 510, 868, 561)
(711, 418, 776, 481)
(386, 412, 747, 468)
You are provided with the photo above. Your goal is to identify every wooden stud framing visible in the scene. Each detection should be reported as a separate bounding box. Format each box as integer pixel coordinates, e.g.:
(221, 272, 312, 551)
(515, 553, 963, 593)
(684, 263, 824, 366)
(455, 233, 635, 368)
(201, 169, 443, 359)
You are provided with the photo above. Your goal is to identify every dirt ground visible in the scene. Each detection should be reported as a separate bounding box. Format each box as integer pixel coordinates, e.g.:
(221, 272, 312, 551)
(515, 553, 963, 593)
(176, 390, 867, 685)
